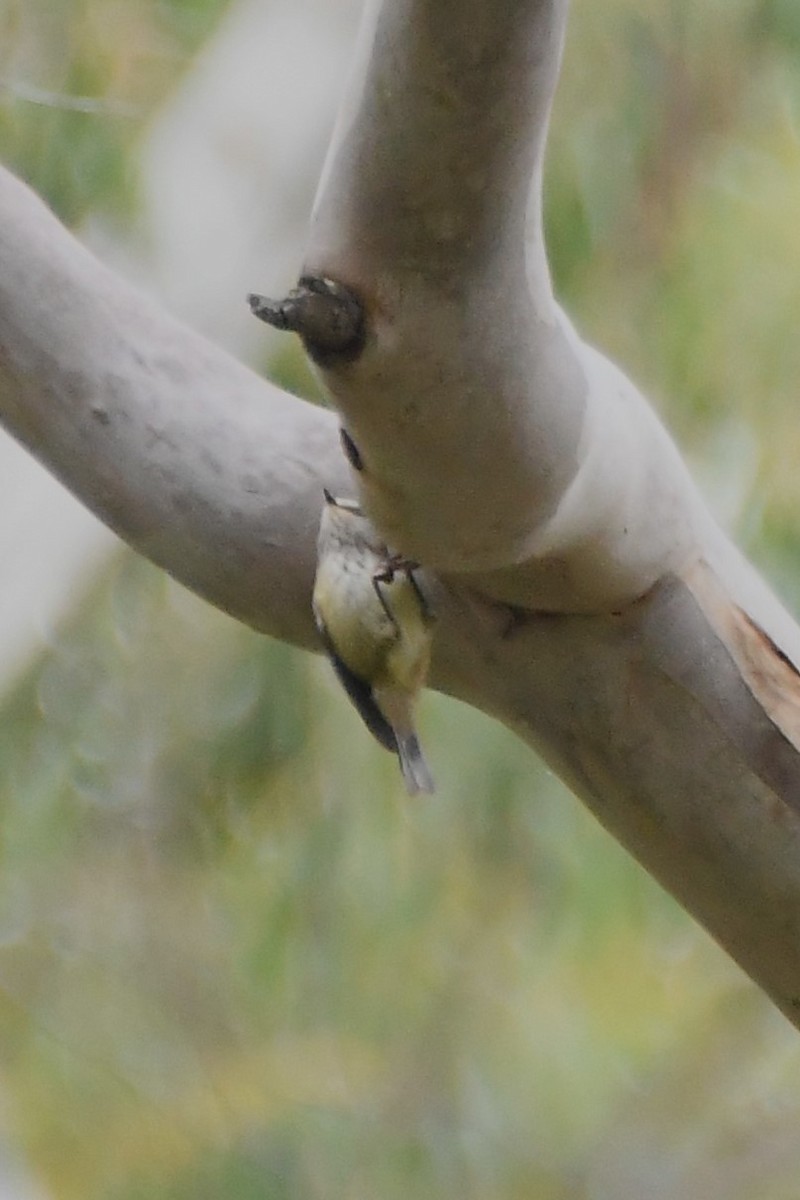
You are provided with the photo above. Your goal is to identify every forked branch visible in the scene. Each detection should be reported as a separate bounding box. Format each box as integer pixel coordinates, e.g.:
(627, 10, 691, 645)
(0, 2, 800, 1026)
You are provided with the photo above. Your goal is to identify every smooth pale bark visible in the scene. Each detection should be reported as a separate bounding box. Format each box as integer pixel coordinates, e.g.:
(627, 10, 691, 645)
(304, 0, 703, 612)
(0, 167, 349, 649)
(2, 0, 800, 1027)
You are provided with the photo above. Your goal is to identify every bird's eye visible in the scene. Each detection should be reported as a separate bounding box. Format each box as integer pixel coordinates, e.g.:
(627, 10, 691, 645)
(340, 427, 364, 472)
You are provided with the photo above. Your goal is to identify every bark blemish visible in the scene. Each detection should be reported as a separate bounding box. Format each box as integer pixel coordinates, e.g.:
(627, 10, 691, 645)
(686, 559, 800, 754)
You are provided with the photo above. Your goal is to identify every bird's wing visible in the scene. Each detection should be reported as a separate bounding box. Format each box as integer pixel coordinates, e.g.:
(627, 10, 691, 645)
(315, 621, 398, 753)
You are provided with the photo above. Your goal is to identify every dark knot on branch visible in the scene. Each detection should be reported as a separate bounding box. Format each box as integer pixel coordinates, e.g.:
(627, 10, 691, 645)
(248, 275, 366, 367)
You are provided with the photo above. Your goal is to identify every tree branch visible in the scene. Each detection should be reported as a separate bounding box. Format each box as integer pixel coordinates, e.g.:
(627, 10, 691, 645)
(0, 166, 350, 649)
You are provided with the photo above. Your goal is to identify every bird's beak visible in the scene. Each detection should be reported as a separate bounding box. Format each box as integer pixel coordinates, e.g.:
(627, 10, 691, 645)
(322, 489, 362, 514)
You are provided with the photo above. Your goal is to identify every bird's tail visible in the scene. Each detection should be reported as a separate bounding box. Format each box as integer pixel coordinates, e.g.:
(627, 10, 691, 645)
(395, 730, 435, 796)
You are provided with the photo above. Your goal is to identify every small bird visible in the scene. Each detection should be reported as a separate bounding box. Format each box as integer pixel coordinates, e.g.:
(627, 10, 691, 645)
(312, 491, 436, 794)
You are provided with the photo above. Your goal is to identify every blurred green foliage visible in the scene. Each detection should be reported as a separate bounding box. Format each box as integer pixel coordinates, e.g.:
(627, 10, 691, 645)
(3, 0, 800, 1197)
(0, 0, 229, 224)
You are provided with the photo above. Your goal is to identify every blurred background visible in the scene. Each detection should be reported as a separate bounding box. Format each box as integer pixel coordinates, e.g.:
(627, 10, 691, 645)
(1, 0, 800, 1196)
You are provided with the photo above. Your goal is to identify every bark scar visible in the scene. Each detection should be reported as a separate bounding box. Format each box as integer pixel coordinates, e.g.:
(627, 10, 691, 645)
(687, 559, 800, 753)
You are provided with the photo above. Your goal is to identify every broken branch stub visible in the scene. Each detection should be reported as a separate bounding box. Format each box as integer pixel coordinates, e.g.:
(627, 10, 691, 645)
(248, 275, 366, 367)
